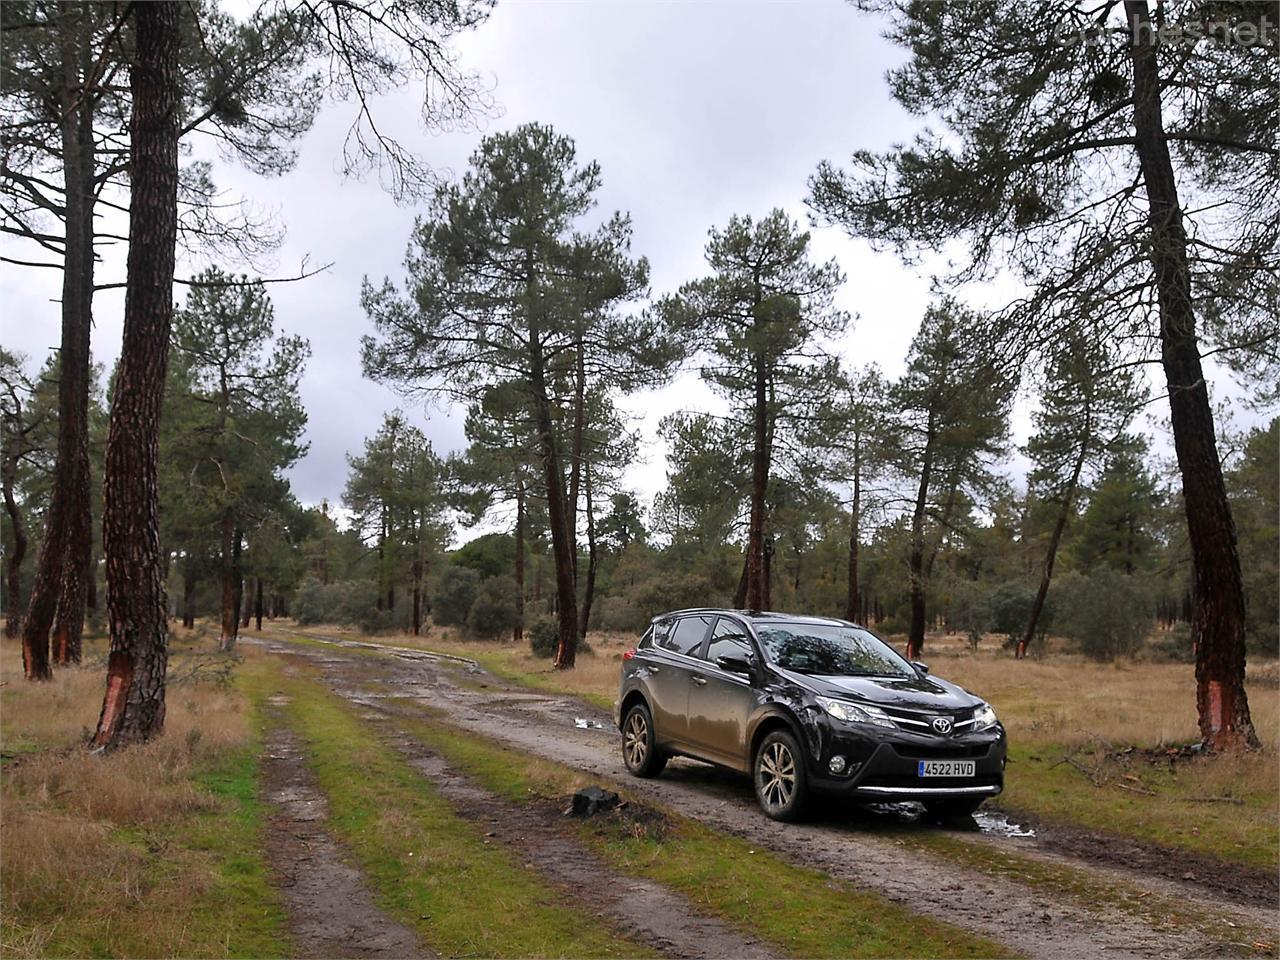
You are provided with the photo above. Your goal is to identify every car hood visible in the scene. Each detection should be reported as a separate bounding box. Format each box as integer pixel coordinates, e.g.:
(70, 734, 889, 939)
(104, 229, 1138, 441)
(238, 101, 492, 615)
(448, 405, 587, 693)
(779, 669, 982, 711)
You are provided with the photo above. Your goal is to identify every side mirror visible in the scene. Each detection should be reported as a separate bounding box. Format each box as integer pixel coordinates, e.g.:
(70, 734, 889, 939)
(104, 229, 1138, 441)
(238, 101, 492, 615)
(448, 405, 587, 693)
(716, 653, 755, 676)
(911, 661, 930, 676)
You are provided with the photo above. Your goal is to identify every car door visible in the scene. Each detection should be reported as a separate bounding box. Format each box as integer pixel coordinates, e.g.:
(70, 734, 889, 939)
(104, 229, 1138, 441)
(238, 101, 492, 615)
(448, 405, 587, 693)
(684, 616, 759, 771)
(643, 614, 714, 749)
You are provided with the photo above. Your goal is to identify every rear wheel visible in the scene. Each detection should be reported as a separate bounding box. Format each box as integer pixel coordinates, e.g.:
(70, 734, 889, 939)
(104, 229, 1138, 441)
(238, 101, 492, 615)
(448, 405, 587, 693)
(923, 797, 985, 820)
(622, 703, 667, 778)
(754, 729, 809, 821)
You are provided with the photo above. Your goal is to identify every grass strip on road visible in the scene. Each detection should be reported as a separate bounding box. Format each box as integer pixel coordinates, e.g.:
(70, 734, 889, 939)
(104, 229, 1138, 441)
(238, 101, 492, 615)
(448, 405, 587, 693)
(392, 709, 1017, 959)
(240, 659, 654, 959)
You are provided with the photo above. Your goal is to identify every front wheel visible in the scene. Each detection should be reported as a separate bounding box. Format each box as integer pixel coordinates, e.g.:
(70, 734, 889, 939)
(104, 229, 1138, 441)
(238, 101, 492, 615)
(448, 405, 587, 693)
(923, 797, 985, 820)
(754, 729, 809, 821)
(622, 703, 667, 778)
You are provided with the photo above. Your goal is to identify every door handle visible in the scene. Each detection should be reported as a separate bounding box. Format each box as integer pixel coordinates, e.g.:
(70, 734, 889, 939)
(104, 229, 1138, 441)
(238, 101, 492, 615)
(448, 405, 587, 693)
(691, 676, 707, 686)
(648, 665, 659, 673)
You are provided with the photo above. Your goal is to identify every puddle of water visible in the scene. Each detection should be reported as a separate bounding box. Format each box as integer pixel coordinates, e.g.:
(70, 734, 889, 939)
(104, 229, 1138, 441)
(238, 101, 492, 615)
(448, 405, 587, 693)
(860, 802, 1035, 838)
(973, 810, 1035, 838)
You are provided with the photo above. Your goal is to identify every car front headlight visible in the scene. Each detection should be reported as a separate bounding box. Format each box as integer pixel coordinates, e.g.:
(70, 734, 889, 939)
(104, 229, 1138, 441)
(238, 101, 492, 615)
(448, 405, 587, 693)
(816, 696, 895, 728)
(972, 703, 998, 732)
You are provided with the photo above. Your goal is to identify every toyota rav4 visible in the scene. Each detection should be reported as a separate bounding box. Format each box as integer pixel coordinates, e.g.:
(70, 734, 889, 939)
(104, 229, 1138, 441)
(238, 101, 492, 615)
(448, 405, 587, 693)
(615, 609, 1006, 821)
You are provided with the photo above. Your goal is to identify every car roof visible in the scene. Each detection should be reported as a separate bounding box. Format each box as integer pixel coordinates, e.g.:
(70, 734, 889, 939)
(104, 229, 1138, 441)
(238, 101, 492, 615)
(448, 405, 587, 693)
(655, 608, 864, 628)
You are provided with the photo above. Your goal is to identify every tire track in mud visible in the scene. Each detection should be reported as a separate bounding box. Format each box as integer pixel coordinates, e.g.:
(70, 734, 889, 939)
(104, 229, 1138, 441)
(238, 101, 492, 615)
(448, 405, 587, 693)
(250, 633, 1279, 960)
(260, 696, 431, 959)
(356, 710, 781, 960)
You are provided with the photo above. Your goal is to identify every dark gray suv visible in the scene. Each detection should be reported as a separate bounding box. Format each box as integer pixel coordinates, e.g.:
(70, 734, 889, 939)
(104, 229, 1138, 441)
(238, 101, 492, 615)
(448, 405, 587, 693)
(614, 609, 1006, 821)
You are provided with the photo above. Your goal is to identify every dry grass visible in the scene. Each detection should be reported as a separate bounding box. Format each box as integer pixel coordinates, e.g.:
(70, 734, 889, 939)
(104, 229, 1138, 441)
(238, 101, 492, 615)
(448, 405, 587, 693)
(900, 631, 1279, 752)
(0, 634, 284, 958)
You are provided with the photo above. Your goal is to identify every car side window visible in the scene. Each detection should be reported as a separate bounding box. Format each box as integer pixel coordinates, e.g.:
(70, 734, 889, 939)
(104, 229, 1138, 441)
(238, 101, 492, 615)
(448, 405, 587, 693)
(662, 615, 712, 656)
(706, 617, 752, 664)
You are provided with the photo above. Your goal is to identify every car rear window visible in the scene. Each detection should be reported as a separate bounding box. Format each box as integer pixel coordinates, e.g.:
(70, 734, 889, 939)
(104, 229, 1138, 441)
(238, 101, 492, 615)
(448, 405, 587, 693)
(660, 615, 712, 656)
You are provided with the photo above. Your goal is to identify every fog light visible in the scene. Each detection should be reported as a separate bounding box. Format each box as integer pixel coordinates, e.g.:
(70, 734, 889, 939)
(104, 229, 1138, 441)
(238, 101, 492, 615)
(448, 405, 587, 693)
(828, 755, 847, 775)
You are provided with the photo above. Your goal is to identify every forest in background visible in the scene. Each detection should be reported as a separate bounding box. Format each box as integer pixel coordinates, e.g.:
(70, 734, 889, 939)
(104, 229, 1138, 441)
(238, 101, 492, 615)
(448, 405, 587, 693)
(1, 0, 1276, 753)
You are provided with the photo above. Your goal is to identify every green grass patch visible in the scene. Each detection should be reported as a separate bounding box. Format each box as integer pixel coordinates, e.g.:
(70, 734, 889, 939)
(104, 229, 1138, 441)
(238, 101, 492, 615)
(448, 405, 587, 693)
(1000, 743, 1278, 871)
(243, 665, 652, 959)
(398, 713, 1016, 959)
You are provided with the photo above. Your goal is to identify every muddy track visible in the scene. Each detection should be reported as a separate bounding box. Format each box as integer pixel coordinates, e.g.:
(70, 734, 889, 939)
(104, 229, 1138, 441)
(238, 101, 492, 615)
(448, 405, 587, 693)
(358, 709, 780, 959)
(260, 696, 430, 959)
(250, 633, 1279, 960)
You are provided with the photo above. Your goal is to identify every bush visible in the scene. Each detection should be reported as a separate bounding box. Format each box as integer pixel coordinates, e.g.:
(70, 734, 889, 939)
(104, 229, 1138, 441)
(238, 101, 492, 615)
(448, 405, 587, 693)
(594, 595, 647, 633)
(292, 578, 403, 634)
(528, 615, 559, 658)
(1146, 623, 1195, 663)
(431, 566, 481, 627)
(466, 577, 520, 639)
(1055, 572, 1151, 661)
(987, 583, 1038, 644)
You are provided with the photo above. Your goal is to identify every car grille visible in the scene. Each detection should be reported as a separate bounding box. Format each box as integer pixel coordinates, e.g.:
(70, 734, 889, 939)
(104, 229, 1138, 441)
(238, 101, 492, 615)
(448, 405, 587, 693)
(891, 743, 990, 759)
(879, 705, 976, 735)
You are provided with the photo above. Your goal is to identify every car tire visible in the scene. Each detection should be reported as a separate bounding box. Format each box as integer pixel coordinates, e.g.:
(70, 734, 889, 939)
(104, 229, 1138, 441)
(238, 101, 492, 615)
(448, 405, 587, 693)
(754, 729, 809, 822)
(923, 797, 985, 820)
(621, 702, 667, 778)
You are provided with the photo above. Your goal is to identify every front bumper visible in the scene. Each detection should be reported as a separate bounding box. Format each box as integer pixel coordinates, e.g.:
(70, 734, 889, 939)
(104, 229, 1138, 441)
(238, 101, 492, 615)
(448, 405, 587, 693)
(804, 722, 1007, 801)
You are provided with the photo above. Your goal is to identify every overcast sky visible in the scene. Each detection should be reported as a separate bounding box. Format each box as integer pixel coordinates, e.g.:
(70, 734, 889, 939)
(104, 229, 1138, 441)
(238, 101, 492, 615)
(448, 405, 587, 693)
(1, 0, 1261, 538)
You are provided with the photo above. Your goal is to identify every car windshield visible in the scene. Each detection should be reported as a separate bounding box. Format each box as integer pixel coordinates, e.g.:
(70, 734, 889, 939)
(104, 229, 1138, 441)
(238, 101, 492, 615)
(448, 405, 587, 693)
(755, 622, 915, 677)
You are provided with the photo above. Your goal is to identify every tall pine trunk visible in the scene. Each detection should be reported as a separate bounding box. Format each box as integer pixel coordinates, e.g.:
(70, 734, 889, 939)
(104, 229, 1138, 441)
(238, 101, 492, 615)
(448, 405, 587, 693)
(3, 417, 27, 638)
(218, 511, 238, 650)
(91, 0, 180, 750)
(528, 327, 579, 669)
(745, 354, 769, 610)
(845, 434, 862, 622)
(578, 460, 598, 642)
(181, 557, 196, 629)
(254, 577, 263, 631)
(1127, 0, 1256, 749)
(513, 478, 525, 641)
(906, 418, 935, 661)
(1018, 439, 1087, 659)
(23, 3, 97, 678)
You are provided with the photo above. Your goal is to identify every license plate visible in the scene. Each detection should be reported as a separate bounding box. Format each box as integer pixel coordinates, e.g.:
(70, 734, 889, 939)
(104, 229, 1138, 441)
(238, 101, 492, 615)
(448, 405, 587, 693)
(917, 760, 976, 778)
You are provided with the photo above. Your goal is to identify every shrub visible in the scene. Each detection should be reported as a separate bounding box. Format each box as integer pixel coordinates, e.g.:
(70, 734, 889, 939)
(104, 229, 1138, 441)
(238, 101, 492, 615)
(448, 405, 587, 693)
(466, 577, 520, 639)
(594, 595, 646, 633)
(987, 583, 1038, 644)
(431, 566, 481, 627)
(1055, 572, 1151, 661)
(528, 615, 559, 658)
(1146, 623, 1195, 663)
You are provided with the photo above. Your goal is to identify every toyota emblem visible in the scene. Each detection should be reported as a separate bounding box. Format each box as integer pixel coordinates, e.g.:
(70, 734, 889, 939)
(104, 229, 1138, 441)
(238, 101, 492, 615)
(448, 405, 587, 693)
(931, 716, 953, 735)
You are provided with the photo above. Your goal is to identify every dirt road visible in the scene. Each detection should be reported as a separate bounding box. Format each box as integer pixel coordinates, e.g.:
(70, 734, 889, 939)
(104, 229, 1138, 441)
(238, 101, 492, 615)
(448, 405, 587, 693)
(249, 629, 1278, 960)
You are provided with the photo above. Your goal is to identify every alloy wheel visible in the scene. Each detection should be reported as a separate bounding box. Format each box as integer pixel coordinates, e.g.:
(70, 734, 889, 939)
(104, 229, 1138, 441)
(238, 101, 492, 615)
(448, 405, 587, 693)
(757, 740, 796, 812)
(624, 711, 648, 768)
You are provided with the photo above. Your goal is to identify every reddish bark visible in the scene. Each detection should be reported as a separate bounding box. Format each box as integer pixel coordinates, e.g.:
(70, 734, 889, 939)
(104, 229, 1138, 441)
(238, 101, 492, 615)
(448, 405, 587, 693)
(1127, 0, 1257, 749)
(91, 0, 180, 750)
